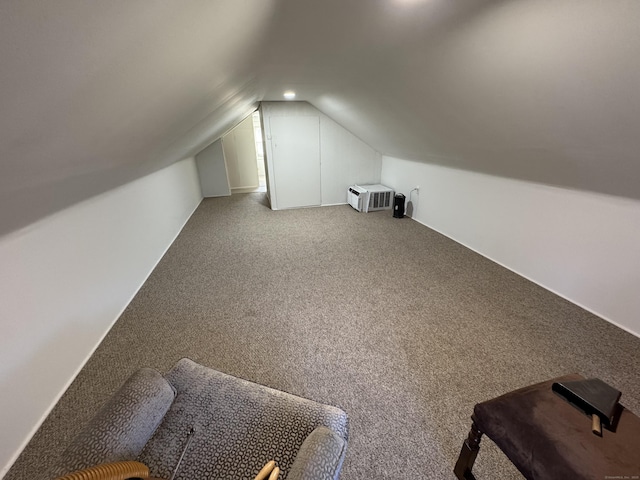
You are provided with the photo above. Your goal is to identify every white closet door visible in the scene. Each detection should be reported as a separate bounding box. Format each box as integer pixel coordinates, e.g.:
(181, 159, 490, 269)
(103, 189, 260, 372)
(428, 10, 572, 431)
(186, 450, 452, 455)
(270, 116, 321, 209)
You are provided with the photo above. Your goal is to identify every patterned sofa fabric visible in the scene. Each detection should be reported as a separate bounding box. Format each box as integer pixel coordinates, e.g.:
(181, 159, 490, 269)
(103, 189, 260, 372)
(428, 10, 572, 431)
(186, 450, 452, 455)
(53, 368, 176, 477)
(55, 358, 349, 480)
(139, 358, 349, 479)
(287, 426, 347, 480)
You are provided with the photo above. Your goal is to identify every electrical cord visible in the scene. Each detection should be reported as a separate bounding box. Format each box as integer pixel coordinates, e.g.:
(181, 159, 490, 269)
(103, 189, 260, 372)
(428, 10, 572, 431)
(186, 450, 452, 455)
(406, 187, 418, 215)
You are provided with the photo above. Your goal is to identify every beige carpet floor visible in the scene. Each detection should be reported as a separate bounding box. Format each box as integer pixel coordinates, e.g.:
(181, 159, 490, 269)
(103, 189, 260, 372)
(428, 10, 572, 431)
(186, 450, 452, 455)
(7, 193, 640, 479)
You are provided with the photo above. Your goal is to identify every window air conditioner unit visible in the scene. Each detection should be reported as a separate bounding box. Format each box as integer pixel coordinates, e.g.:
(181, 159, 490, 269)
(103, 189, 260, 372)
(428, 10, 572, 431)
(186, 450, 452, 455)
(347, 184, 394, 212)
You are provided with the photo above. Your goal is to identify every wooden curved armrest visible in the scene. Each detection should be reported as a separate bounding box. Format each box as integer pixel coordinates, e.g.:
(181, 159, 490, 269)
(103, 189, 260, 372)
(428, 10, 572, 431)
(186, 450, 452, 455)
(54, 460, 160, 480)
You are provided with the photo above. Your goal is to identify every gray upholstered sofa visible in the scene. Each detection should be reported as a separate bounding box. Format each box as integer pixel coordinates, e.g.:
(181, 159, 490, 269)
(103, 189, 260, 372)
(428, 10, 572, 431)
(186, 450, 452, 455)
(54, 358, 349, 480)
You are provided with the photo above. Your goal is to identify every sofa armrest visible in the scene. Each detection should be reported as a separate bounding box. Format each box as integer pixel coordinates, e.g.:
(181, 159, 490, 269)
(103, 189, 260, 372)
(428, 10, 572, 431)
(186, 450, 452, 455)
(287, 427, 347, 480)
(53, 368, 175, 476)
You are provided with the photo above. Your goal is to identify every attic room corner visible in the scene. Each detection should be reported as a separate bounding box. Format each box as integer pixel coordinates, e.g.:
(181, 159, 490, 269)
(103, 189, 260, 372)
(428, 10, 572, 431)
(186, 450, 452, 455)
(3, 0, 640, 477)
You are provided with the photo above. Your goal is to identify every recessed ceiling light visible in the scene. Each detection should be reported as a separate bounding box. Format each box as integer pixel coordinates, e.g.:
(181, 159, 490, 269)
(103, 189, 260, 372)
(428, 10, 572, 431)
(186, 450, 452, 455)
(283, 91, 296, 100)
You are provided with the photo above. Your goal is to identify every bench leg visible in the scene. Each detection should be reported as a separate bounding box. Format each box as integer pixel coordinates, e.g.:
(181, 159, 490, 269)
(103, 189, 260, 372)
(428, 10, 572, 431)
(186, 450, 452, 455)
(454, 421, 483, 480)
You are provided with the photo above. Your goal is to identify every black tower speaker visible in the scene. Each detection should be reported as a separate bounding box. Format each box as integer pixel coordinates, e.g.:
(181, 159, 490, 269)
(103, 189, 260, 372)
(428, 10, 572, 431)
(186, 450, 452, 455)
(393, 193, 405, 218)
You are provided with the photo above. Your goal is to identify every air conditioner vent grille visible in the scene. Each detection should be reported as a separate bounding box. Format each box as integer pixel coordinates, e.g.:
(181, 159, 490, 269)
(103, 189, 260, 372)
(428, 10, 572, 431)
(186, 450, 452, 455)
(368, 191, 392, 210)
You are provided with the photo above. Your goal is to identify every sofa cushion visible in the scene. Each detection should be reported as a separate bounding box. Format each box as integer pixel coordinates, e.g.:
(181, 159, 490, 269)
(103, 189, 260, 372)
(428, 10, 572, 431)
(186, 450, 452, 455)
(138, 358, 349, 479)
(287, 427, 347, 480)
(53, 368, 175, 476)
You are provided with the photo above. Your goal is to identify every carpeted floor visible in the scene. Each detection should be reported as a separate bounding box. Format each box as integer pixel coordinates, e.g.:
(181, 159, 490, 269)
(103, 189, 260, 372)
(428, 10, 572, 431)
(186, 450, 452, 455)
(7, 193, 640, 479)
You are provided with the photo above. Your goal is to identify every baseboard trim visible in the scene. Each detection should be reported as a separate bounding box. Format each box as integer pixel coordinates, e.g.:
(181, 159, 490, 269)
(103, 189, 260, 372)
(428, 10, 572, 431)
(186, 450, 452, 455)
(231, 186, 260, 194)
(409, 216, 640, 340)
(1, 196, 204, 478)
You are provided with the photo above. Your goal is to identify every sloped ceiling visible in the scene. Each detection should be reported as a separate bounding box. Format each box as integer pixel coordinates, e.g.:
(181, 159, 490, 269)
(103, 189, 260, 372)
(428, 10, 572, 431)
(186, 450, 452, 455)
(259, 0, 640, 199)
(2, 0, 640, 235)
(0, 0, 277, 235)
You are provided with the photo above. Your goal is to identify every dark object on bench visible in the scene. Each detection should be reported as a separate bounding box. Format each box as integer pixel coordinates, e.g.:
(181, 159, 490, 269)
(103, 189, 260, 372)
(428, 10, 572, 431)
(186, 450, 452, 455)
(453, 374, 640, 480)
(552, 377, 621, 436)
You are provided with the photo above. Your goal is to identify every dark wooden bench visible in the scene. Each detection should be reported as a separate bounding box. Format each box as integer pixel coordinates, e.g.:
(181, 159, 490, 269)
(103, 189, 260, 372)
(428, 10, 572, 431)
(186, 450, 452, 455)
(454, 374, 640, 480)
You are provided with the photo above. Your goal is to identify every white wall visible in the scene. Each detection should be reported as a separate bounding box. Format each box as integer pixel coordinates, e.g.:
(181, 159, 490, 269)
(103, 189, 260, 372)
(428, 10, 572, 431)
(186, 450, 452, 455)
(196, 139, 231, 197)
(381, 156, 640, 337)
(0, 158, 202, 476)
(319, 114, 383, 205)
(223, 115, 260, 192)
(261, 102, 381, 209)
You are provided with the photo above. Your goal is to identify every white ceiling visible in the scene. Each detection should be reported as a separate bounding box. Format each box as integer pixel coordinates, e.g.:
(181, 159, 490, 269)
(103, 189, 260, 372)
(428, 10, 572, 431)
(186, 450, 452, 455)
(2, 0, 640, 234)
